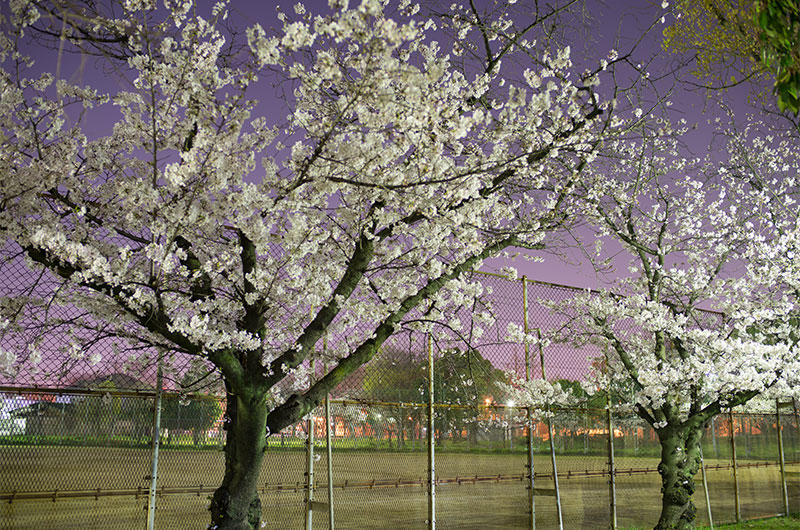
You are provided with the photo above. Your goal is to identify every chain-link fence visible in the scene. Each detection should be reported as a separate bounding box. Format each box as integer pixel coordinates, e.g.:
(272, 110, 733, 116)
(2, 272, 799, 528)
(2, 388, 799, 529)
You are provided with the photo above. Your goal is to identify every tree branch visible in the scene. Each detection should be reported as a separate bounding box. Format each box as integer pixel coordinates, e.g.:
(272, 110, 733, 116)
(265, 235, 519, 433)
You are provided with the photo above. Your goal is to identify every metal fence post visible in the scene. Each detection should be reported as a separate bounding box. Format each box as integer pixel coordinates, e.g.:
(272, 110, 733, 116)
(711, 416, 718, 457)
(146, 354, 163, 530)
(537, 329, 563, 530)
(794, 399, 800, 464)
(325, 392, 334, 530)
(427, 334, 436, 530)
(699, 443, 714, 529)
(522, 276, 536, 530)
(606, 405, 617, 529)
(305, 359, 316, 530)
(325, 348, 335, 530)
(730, 410, 740, 523)
(777, 399, 789, 516)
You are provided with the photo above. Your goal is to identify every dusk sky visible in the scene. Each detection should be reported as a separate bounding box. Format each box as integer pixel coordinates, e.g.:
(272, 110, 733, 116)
(17, 0, 765, 291)
(1, 0, 777, 390)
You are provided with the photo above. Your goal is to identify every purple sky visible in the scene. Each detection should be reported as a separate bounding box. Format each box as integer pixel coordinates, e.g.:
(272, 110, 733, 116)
(25, 0, 757, 292)
(1, 0, 769, 390)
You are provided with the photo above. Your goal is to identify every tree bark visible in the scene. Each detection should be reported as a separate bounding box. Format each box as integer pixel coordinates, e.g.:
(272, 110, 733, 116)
(654, 425, 703, 530)
(210, 389, 268, 530)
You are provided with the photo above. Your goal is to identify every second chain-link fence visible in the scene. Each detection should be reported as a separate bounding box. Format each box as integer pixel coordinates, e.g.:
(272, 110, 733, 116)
(2, 387, 800, 529)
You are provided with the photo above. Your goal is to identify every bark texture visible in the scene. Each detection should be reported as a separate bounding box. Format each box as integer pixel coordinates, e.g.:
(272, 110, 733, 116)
(210, 390, 268, 530)
(655, 426, 704, 530)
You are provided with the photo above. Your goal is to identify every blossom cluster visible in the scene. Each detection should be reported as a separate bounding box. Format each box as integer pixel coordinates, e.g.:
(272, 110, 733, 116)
(0, 0, 618, 401)
(513, 130, 800, 424)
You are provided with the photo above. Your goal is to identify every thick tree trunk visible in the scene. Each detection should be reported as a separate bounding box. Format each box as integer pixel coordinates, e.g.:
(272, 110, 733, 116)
(210, 389, 268, 530)
(655, 426, 703, 530)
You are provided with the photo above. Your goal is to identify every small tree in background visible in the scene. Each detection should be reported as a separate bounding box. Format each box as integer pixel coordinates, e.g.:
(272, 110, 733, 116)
(161, 367, 224, 446)
(73, 380, 122, 443)
(430, 348, 510, 445)
(361, 347, 425, 448)
(554, 132, 800, 529)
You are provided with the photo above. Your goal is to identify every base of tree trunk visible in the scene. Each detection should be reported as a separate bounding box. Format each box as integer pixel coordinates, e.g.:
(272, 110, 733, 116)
(655, 426, 704, 530)
(210, 487, 262, 530)
(209, 390, 269, 530)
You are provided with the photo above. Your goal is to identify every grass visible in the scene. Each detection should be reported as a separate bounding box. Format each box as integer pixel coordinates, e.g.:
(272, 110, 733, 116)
(708, 513, 800, 528)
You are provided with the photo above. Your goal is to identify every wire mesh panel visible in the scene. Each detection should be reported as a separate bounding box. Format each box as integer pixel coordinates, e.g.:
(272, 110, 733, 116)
(611, 412, 662, 529)
(2, 272, 800, 529)
(734, 412, 785, 521)
(703, 413, 738, 525)
(547, 408, 611, 529)
(0, 390, 155, 529)
(436, 406, 529, 529)
(150, 401, 226, 530)
(523, 279, 600, 382)
(324, 402, 428, 529)
(783, 404, 800, 465)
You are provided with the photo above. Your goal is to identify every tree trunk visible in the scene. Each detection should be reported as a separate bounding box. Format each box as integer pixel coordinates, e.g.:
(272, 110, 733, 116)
(210, 389, 268, 530)
(655, 425, 703, 530)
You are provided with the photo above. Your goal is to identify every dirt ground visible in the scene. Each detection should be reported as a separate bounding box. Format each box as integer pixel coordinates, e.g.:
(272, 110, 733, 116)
(1, 445, 796, 529)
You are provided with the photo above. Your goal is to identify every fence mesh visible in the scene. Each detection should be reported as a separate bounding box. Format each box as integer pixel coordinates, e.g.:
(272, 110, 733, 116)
(2, 389, 798, 529)
(2, 271, 799, 528)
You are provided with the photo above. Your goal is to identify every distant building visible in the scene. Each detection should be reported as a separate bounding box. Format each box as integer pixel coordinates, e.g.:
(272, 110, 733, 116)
(8, 401, 75, 437)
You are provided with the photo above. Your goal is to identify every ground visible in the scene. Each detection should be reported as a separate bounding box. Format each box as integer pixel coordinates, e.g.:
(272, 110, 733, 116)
(1, 444, 796, 529)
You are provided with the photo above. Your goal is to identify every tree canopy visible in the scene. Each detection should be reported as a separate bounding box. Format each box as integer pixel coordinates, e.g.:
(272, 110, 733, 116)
(756, 0, 800, 112)
(0, 0, 625, 527)
(663, 0, 800, 113)
(535, 128, 800, 528)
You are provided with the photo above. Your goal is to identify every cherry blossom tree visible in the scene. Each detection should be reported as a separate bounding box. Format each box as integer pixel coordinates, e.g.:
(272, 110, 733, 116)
(722, 121, 800, 394)
(0, 0, 626, 527)
(528, 130, 800, 529)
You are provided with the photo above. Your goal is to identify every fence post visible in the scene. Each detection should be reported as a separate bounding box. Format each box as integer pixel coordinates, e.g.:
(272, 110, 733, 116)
(699, 443, 714, 529)
(777, 399, 789, 516)
(146, 354, 163, 530)
(427, 334, 436, 530)
(793, 399, 800, 464)
(536, 329, 563, 530)
(729, 410, 740, 523)
(794, 399, 800, 464)
(522, 276, 536, 530)
(325, 348, 335, 530)
(305, 359, 316, 530)
(606, 404, 617, 529)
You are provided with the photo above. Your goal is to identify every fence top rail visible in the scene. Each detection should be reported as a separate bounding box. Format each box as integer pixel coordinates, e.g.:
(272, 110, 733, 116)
(3, 387, 794, 417)
(0, 385, 221, 400)
(474, 271, 726, 318)
(474, 270, 589, 293)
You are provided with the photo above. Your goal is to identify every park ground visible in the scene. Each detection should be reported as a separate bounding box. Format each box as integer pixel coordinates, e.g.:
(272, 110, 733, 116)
(1, 445, 797, 529)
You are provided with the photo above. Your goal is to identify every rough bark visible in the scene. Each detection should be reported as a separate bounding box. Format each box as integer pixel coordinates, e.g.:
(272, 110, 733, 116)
(654, 425, 704, 530)
(210, 389, 268, 530)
